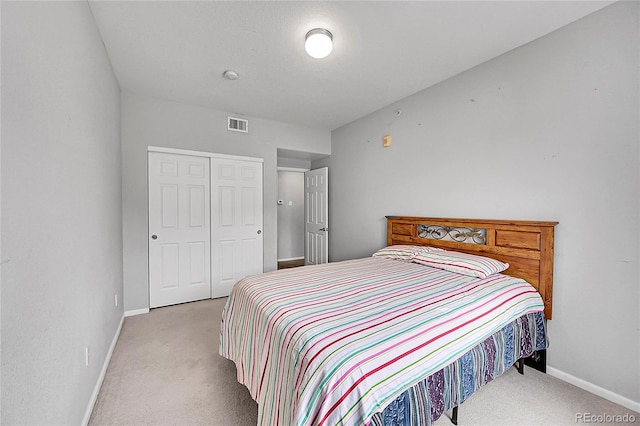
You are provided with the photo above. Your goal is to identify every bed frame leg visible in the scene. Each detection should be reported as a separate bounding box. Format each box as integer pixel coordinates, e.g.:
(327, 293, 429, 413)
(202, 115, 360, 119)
(450, 406, 458, 425)
(516, 358, 525, 375)
(524, 349, 547, 374)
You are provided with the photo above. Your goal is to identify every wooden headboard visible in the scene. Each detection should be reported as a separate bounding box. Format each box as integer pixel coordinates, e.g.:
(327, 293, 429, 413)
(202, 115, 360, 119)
(386, 216, 558, 319)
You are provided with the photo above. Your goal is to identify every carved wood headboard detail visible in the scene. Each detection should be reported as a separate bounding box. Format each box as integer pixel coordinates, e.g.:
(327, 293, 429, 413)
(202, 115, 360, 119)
(386, 216, 558, 319)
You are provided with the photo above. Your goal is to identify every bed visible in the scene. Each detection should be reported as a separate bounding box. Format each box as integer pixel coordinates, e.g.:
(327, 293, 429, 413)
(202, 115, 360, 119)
(220, 216, 558, 425)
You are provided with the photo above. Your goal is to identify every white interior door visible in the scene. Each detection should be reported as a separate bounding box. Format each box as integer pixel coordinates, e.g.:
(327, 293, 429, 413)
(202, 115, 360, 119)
(304, 167, 329, 265)
(148, 152, 211, 308)
(211, 158, 264, 298)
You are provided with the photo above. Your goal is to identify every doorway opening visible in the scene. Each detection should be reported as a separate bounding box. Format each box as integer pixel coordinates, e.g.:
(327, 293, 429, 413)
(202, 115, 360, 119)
(277, 148, 329, 269)
(277, 168, 306, 269)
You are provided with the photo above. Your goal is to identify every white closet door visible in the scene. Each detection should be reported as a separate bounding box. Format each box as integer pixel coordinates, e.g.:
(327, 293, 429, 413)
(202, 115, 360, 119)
(211, 158, 263, 298)
(148, 152, 211, 308)
(304, 167, 329, 265)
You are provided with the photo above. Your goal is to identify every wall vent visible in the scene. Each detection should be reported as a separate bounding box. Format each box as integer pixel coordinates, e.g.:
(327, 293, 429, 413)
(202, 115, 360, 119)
(228, 116, 249, 133)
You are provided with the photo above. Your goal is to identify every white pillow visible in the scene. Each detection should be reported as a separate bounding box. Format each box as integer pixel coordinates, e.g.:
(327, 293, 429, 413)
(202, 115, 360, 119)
(372, 245, 444, 260)
(372, 245, 420, 260)
(412, 249, 509, 278)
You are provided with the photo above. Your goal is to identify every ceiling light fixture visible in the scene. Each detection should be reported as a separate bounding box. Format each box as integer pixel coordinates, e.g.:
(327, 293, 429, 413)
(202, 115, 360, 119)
(305, 28, 333, 59)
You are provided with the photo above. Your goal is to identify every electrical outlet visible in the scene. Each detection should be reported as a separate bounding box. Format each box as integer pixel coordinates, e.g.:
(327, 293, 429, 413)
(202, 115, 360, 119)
(85, 346, 90, 367)
(383, 135, 392, 147)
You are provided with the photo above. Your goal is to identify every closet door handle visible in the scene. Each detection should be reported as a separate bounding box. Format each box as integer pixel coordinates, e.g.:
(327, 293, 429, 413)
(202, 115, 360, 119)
(151, 234, 158, 240)
(257, 230, 262, 235)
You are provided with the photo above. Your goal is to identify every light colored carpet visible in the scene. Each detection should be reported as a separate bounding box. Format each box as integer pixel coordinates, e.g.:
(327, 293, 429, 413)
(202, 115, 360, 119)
(90, 298, 638, 425)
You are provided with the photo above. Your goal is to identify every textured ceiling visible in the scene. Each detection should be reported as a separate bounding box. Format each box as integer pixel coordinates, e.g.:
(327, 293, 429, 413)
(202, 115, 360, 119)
(89, 1, 614, 131)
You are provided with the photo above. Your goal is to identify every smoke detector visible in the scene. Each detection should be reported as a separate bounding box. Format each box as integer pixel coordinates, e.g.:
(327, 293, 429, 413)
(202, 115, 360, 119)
(222, 70, 239, 80)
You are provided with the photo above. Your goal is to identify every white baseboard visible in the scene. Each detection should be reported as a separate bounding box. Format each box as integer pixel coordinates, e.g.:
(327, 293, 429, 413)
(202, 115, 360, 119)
(547, 366, 640, 413)
(125, 308, 149, 317)
(277, 257, 305, 262)
(82, 313, 125, 426)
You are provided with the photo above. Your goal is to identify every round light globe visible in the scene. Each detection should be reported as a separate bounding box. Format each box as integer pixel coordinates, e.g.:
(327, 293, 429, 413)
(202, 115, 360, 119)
(305, 29, 333, 59)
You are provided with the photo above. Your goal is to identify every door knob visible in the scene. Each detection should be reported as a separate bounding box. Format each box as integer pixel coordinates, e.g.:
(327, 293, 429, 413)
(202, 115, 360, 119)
(319, 227, 328, 232)
(257, 230, 262, 234)
(151, 234, 158, 240)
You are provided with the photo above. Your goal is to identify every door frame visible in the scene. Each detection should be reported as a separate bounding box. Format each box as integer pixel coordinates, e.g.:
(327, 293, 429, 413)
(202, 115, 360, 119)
(147, 146, 264, 305)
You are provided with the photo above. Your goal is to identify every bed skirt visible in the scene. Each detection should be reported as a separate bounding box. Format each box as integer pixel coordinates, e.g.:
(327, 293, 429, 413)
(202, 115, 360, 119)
(370, 311, 547, 426)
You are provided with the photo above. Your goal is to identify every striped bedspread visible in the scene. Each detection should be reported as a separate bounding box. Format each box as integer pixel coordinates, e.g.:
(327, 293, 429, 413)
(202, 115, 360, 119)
(219, 257, 545, 426)
(371, 311, 547, 425)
